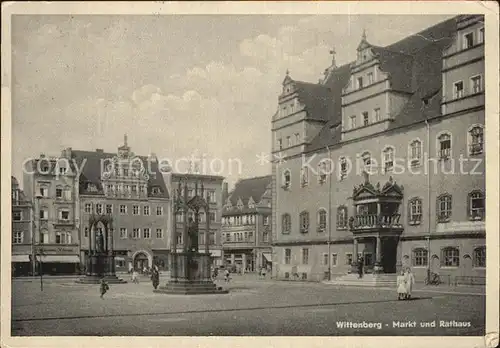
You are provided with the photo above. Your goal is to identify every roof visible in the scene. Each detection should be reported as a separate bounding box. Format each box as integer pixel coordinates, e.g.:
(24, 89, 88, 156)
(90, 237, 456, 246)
(71, 150, 169, 199)
(294, 81, 333, 122)
(171, 173, 225, 182)
(305, 16, 459, 153)
(226, 175, 272, 208)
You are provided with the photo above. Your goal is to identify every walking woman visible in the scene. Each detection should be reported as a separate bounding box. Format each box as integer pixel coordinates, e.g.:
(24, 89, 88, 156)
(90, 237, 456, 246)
(151, 266, 160, 290)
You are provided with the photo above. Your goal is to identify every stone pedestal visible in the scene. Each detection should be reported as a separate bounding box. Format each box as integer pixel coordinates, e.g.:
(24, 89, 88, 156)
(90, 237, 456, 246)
(154, 252, 227, 295)
(76, 253, 126, 284)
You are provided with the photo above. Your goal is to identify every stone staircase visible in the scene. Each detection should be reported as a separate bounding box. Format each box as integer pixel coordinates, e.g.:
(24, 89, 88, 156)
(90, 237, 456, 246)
(153, 280, 229, 295)
(323, 273, 397, 287)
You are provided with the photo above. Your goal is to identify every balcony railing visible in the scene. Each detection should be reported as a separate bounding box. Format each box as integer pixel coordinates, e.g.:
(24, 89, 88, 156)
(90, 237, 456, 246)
(350, 214, 402, 230)
(469, 143, 483, 155)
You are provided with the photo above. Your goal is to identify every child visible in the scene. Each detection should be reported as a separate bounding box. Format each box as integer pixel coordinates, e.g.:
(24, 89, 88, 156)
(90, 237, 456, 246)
(132, 269, 139, 284)
(100, 279, 109, 299)
(396, 270, 407, 300)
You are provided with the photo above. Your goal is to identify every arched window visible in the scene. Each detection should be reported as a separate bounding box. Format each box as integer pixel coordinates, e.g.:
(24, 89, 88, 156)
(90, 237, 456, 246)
(437, 194, 452, 222)
(282, 170, 291, 190)
(299, 211, 310, 233)
(412, 248, 428, 267)
(409, 139, 422, 166)
(408, 197, 423, 225)
(317, 160, 329, 184)
(437, 132, 452, 160)
(281, 214, 291, 234)
(317, 209, 327, 232)
(336, 206, 348, 229)
(382, 146, 394, 172)
(468, 125, 484, 155)
(468, 190, 485, 220)
(442, 247, 460, 267)
(473, 247, 486, 267)
(361, 151, 372, 173)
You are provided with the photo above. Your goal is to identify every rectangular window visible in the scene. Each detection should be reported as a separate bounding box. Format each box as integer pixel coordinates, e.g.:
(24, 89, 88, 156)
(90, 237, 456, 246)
(39, 187, 48, 197)
(331, 253, 338, 266)
(85, 203, 92, 213)
(357, 77, 364, 89)
(350, 115, 356, 129)
(143, 206, 150, 216)
(13, 231, 23, 244)
(156, 228, 163, 238)
(287, 136, 292, 147)
(209, 232, 215, 245)
(96, 204, 103, 215)
(84, 227, 89, 238)
(471, 75, 482, 94)
(209, 212, 216, 222)
(13, 211, 22, 221)
(367, 72, 374, 84)
(120, 205, 127, 214)
(133, 205, 139, 215)
(463, 32, 474, 49)
(263, 216, 270, 226)
(60, 210, 69, 220)
(207, 191, 216, 203)
(132, 228, 140, 239)
(413, 249, 428, 267)
(143, 228, 151, 239)
(295, 133, 300, 144)
(120, 228, 127, 239)
(478, 27, 484, 44)
(39, 210, 48, 220)
(346, 253, 353, 265)
(323, 253, 328, 266)
(362, 112, 369, 126)
(454, 81, 464, 99)
(59, 167, 67, 175)
(302, 248, 309, 265)
(156, 206, 163, 216)
(106, 204, 113, 214)
(284, 249, 291, 264)
(278, 138, 283, 150)
(373, 108, 381, 122)
(56, 188, 63, 198)
(443, 248, 460, 267)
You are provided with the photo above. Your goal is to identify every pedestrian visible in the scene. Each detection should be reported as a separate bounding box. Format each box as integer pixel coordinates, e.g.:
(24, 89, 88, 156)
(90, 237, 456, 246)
(132, 268, 139, 284)
(396, 270, 407, 300)
(404, 268, 415, 299)
(357, 257, 364, 279)
(151, 267, 159, 290)
(224, 269, 230, 282)
(261, 267, 266, 279)
(100, 278, 109, 299)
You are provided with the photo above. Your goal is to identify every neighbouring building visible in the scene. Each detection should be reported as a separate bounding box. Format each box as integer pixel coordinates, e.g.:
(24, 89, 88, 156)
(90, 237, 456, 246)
(11, 176, 33, 276)
(221, 175, 273, 272)
(271, 16, 485, 282)
(23, 154, 80, 274)
(171, 173, 225, 267)
(71, 136, 171, 272)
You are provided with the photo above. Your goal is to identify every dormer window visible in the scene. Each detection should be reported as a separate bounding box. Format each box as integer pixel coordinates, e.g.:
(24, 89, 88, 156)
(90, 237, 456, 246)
(350, 115, 357, 129)
(478, 27, 484, 44)
(362, 112, 369, 126)
(463, 32, 474, 49)
(152, 187, 161, 195)
(367, 72, 374, 85)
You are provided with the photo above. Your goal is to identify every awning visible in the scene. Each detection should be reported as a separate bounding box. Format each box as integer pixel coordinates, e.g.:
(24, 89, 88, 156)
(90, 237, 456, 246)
(12, 255, 30, 262)
(40, 255, 80, 263)
(262, 252, 272, 262)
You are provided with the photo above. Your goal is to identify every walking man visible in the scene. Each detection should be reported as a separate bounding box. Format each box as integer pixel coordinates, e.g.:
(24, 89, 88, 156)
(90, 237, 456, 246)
(100, 278, 109, 299)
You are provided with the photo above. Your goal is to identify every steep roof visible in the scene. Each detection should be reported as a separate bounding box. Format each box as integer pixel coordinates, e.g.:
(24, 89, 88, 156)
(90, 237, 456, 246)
(305, 16, 458, 153)
(226, 175, 272, 207)
(294, 81, 333, 122)
(71, 150, 169, 199)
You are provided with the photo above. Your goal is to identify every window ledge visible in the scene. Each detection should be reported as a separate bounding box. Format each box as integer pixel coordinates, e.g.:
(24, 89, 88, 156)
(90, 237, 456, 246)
(408, 221, 422, 226)
(411, 266, 428, 268)
(337, 227, 348, 231)
(441, 266, 459, 269)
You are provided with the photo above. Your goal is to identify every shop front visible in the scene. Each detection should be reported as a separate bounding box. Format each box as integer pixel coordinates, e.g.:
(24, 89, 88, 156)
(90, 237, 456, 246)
(35, 245, 80, 275)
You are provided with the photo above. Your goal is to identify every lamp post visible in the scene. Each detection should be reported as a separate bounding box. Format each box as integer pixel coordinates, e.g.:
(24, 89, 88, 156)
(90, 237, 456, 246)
(32, 195, 42, 278)
(327, 146, 333, 281)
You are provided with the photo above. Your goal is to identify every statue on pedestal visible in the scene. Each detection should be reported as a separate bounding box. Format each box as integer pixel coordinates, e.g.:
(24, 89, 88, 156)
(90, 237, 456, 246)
(187, 217, 199, 252)
(96, 231, 105, 253)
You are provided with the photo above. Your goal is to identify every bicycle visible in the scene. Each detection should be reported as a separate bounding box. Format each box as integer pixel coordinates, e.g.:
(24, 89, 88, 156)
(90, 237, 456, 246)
(424, 272, 441, 285)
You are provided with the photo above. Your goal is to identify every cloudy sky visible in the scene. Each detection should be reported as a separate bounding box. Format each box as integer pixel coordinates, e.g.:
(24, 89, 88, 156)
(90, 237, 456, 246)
(11, 14, 454, 188)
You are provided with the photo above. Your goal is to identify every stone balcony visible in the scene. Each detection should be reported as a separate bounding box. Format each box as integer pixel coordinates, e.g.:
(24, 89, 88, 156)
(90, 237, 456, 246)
(349, 213, 403, 232)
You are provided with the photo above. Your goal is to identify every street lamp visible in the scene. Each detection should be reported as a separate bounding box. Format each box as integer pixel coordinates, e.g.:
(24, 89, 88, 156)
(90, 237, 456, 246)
(34, 194, 44, 291)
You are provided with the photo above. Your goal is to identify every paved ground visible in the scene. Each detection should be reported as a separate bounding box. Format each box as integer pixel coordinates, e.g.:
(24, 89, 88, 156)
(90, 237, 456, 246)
(11, 274, 485, 336)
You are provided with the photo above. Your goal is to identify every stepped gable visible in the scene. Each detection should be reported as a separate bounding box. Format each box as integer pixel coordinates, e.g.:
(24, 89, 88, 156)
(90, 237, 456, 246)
(71, 150, 169, 198)
(224, 175, 272, 215)
(306, 16, 458, 154)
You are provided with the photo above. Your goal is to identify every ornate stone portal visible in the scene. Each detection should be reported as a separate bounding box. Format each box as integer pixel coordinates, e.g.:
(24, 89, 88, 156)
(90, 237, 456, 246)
(76, 214, 126, 284)
(154, 179, 228, 294)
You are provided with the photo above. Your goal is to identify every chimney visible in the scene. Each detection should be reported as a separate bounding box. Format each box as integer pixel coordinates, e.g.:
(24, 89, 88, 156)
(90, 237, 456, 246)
(222, 182, 229, 203)
(40, 153, 45, 158)
(96, 149, 104, 153)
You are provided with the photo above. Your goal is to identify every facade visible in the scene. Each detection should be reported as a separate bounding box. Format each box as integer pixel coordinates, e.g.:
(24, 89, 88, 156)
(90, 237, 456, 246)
(221, 175, 273, 272)
(170, 173, 225, 267)
(71, 137, 171, 272)
(271, 16, 485, 282)
(11, 176, 33, 276)
(23, 154, 80, 274)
